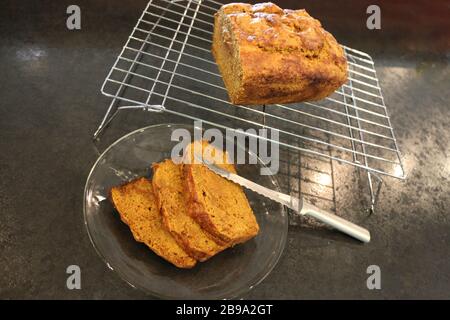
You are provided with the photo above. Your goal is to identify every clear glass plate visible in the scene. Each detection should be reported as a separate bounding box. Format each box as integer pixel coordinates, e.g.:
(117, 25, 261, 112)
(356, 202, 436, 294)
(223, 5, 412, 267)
(83, 124, 288, 299)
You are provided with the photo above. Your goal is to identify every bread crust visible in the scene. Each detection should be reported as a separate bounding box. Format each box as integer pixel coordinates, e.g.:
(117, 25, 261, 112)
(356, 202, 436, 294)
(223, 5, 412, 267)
(212, 2, 348, 105)
(183, 141, 259, 245)
(184, 164, 231, 243)
(152, 160, 228, 261)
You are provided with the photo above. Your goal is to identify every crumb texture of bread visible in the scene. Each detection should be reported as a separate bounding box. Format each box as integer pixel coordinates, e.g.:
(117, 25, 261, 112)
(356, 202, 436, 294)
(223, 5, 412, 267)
(184, 140, 260, 244)
(212, 2, 348, 105)
(110, 177, 197, 268)
(152, 159, 228, 261)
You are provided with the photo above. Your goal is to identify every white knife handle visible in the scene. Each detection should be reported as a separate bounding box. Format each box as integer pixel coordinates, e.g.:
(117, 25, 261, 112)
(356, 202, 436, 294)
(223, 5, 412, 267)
(301, 202, 371, 243)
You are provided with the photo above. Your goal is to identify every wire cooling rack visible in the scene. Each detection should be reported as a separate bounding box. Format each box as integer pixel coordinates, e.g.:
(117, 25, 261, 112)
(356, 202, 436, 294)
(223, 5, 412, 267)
(95, 0, 405, 211)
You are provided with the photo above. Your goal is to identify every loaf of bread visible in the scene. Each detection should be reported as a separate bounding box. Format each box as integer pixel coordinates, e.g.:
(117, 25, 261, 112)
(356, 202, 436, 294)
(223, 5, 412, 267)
(110, 177, 197, 269)
(212, 2, 348, 105)
(152, 159, 228, 261)
(184, 140, 260, 244)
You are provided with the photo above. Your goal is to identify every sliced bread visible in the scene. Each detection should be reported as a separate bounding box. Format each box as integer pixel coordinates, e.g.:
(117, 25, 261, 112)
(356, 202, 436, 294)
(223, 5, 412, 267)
(110, 177, 197, 269)
(184, 140, 260, 244)
(152, 159, 228, 261)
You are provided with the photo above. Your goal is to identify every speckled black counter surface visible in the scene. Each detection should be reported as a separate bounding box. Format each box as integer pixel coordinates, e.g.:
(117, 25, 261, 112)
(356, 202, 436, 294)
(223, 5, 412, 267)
(1, 0, 449, 299)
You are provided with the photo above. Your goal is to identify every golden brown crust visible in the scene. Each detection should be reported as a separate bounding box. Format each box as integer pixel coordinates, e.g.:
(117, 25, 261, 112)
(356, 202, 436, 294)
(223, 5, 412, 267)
(152, 160, 228, 261)
(183, 163, 230, 243)
(183, 140, 259, 245)
(182, 165, 230, 247)
(212, 2, 348, 105)
(110, 177, 197, 269)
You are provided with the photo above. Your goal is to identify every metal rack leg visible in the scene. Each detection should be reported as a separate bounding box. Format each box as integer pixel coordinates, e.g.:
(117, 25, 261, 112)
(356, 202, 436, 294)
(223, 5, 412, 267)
(93, 100, 120, 140)
(341, 80, 382, 213)
(344, 74, 382, 213)
(368, 172, 383, 214)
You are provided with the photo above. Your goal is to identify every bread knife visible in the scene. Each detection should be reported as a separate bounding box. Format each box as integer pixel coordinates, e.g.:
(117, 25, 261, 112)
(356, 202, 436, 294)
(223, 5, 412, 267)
(196, 156, 371, 243)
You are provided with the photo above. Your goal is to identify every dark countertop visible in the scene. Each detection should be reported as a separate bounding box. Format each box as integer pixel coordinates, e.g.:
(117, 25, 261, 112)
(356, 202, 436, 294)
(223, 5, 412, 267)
(1, 0, 449, 299)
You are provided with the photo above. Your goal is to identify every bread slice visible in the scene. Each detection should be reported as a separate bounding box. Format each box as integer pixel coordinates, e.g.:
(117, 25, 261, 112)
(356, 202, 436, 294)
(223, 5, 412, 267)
(152, 159, 228, 261)
(110, 177, 197, 269)
(184, 140, 260, 244)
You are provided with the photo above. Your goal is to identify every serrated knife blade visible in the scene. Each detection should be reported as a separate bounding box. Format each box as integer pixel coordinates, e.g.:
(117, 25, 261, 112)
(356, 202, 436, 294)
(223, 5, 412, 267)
(196, 155, 371, 243)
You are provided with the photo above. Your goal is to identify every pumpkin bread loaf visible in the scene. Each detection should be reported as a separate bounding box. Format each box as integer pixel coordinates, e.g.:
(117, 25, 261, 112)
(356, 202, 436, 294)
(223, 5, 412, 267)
(212, 2, 348, 105)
